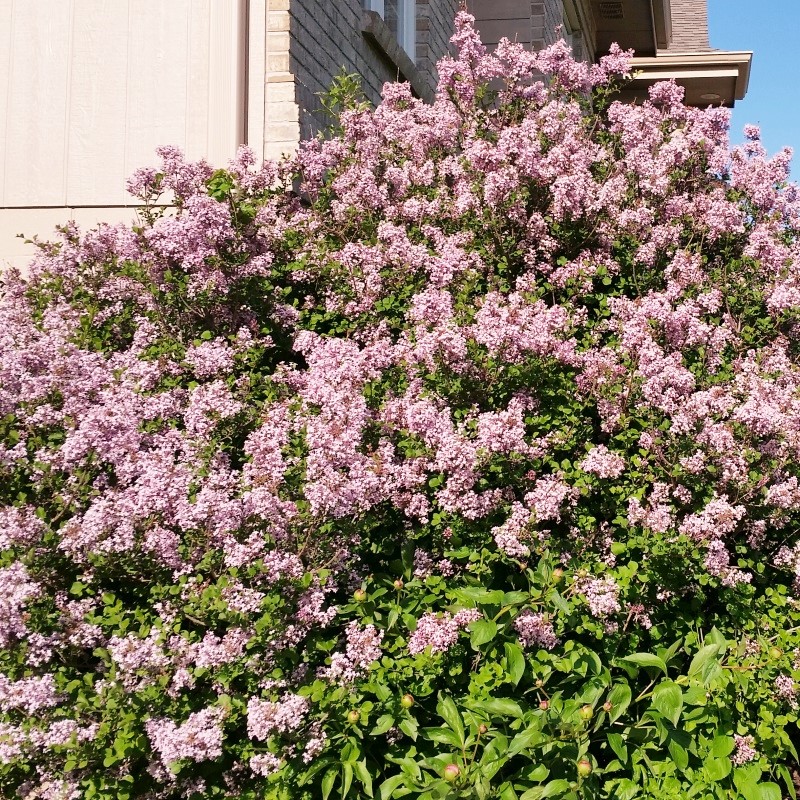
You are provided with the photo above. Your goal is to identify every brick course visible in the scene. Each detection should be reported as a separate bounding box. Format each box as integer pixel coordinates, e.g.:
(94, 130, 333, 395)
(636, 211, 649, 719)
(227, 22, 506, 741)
(278, 0, 457, 146)
(664, 0, 711, 52)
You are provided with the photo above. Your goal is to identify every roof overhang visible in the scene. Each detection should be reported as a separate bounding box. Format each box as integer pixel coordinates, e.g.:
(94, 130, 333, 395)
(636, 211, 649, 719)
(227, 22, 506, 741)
(617, 50, 753, 107)
(651, 0, 672, 50)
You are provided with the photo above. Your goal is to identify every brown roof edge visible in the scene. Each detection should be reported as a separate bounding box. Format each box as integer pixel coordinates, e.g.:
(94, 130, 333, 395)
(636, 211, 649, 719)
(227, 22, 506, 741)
(651, 0, 673, 50)
(627, 50, 753, 106)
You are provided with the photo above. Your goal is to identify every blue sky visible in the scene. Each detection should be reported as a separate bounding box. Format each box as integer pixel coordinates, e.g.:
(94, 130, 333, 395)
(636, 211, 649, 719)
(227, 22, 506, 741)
(708, 0, 800, 173)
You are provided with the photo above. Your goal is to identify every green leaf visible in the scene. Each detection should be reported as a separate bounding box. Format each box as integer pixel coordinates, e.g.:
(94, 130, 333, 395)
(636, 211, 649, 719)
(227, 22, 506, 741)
(505, 641, 526, 685)
(667, 736, 689, 771)
(710, 735, 734, 758)
(321, 768, 337, 800)
(499, 782, 519, 800)
(354, 759, 374, 797)
(423, 726, 462, 747)
(606, 683, 632, 723)
(754, 783, 783, 800)
(341, 763, 353, 800)
(778, 765, 797, 800)
(734, 764, 762, 796)
(688, 643, 723, 683)
(379, 774, 406, 800)
(705, 627, 728, 647)
(520, 779, 572, 800)
(508, 727, 543, 756)
(705, 756, 732, 781)
(370, 714, 395, 736)
(437, 694, 465, 745)
(607, 732, 628, 763)
(470, 619, 498, 647)
(684, 684, 708, 706)
(651, 681, 683, 726)
(481, 697, 524, 718)
(610, 780, 640, 800)
(539, 780, 572, 798)
(454, 588, 505, 605)
(398, 717, 418, 741)
(620, 652, 668, 676)
(550, 590, 571, 614)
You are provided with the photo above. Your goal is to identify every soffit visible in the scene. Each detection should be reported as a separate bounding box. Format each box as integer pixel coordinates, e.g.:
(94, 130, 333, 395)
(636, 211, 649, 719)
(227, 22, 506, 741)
(591, 0, 657, 57)
(617, 51, 753, 107)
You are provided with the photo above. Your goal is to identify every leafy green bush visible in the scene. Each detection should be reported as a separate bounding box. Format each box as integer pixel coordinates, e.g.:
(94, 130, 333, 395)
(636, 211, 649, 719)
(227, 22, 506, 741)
(1, 11, 799, 800)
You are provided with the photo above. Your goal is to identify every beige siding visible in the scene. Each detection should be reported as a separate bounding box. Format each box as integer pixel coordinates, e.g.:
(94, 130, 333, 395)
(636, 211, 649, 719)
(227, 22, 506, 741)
(0, 0, 246, 270)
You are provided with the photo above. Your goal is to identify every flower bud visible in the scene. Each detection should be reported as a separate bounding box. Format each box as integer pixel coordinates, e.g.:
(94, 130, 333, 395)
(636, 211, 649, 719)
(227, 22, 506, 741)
(579, 705, 593, 721)
(552, 567, 564, 582)
(478, 723, 488, 734)
(535, 678, 544, 688)
(602, 701, 613, 713)
(539, 700, 549, 711)
(400, 693, 415, 708)
(393, 579, 404, 590)
(443, 764, 461, 782)
(353, 589, 367, 603)
(577, 759, 592, 778)
(346, 709, 361, 724)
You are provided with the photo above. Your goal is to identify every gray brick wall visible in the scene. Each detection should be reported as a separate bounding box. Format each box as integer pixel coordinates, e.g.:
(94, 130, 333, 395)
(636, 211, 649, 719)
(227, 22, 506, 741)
(416, 0, 459, 95)
(542, 0, 564, 48)
(288, 0, 457, 140)
(469, 1, 587, 61)
(664, 0, 711, 52)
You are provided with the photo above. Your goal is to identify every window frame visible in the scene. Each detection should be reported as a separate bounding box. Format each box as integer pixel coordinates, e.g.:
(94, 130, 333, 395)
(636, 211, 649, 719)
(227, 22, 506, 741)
(364, 0, 416, 61)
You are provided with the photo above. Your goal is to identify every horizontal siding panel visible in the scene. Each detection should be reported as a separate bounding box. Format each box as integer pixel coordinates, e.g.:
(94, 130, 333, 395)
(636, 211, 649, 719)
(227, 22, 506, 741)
(126, 0, 193, 183)
(2, 0, 244, 209)
(66, 0, 130, 206)
(3, 0, 73, 206)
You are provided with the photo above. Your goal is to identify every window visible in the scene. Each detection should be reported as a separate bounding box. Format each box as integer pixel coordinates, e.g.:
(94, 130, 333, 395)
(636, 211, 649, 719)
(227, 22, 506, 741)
(364, 0, 416, 60)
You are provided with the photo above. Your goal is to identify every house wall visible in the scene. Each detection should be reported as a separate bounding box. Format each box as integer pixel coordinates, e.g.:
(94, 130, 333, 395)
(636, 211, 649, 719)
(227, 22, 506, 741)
(662, 0, 711, 52)
(0, 0, 245, 271)
(284, 0, 458, 145)
(0, 0, 460, 270)
(468, 0, 592, 63)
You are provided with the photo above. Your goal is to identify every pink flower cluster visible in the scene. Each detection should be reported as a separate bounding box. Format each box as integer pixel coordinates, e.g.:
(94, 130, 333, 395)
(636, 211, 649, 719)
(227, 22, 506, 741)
(319, 622, 383, 683)
(408, 609, 482, 655)
(580, 445, 625, 479)
(581, 578, 621, 618)
(731, 734, 758, 766)
(246, 693, 309, 740)
(514, 611, 558, 650)
(2, 7, 800, 795)
(145, 706, 225, 768)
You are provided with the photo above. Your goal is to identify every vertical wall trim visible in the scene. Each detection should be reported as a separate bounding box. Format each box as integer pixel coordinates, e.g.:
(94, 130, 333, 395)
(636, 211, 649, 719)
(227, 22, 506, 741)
(399, 0, 416, 59)
(207, 0, 246, 162)
(247, 0, 267, 157)
(61, 0, 76, 206)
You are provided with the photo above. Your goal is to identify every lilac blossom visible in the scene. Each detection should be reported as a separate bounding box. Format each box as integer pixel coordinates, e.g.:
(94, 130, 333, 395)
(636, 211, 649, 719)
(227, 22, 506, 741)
(731, 735, 758, 766)
(775, 675, 799, 710)
(146, 707, 226, 767)
(2, 7, 800, 793)
(246, 693, 309, 740)
(319, 622, 383, 683)
(581, 578, 621, 618)
(514, 611, 558, 650)
(408, 609, 481, 655)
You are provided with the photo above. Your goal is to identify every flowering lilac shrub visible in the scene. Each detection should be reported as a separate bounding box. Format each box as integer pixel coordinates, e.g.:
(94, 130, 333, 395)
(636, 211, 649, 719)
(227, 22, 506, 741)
(2, 11, 800, 800)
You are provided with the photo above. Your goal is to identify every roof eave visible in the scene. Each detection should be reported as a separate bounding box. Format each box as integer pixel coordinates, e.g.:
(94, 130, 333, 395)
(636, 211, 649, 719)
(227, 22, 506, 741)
(625, 50, 753, 106)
